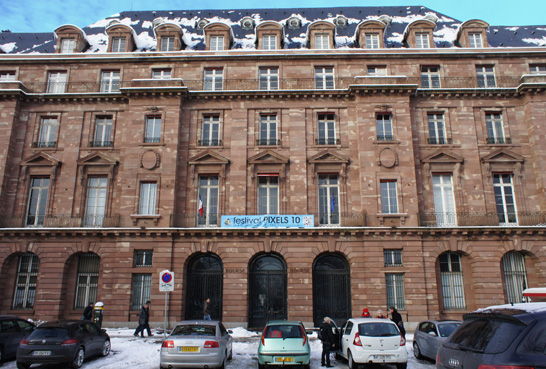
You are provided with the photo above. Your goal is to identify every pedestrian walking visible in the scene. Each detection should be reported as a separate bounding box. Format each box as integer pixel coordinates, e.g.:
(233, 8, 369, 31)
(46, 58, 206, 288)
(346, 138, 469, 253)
(133, 301, 153, 337)
(81, 302, 94, 320)
(389, 306, 406, 337)
(319, 317, 335, 367)
(203, 298, 212, 320)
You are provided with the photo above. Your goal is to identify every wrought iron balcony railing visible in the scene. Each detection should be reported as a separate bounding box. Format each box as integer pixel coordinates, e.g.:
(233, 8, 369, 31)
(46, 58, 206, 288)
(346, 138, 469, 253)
(418, 212, 546, 227)
(32, 141, 57, 148)
(427, 137, 453, 145)
(377, 135, 395, 142)
(315, 138, 340, 145)
(143, 137, 161, 144)
(256, 139, 281, 146)
(89, 140, 113, 148)
(198, 139, 222, 146)
(486, 137, 512, 144)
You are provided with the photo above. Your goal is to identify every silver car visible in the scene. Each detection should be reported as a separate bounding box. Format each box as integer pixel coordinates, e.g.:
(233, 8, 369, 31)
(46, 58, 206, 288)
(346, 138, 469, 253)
(159, 320, 233, 369)
(412, 320, 461, 361)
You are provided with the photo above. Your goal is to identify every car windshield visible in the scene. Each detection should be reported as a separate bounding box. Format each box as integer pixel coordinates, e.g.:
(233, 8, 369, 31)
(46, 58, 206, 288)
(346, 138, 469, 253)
(446, 318, 526, 354)
(171, 325, 216, 336)
(30, 328, 68, 339)
(358, 322, 399, 337)
(438, 322, 461, 337)
(264, 325, 303, 339)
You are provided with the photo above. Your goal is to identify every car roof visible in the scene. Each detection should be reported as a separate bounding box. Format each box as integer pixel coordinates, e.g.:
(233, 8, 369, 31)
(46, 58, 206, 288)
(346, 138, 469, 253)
(37, 320, 85, 328)
(418, 320, 462, 324)
(174, 320, 220, 325)
(349, 318, 397, 324)
(465, 302, 546, 323)
(266, 320, 303, 325)
(0, 315, 23, 320)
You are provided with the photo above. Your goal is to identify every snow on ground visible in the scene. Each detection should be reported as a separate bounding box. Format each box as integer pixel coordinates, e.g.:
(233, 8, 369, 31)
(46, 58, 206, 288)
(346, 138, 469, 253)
(1, 328, 435, 369)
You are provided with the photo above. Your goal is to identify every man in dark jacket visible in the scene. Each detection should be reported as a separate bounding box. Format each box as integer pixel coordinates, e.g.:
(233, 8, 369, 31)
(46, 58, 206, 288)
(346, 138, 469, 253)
(81, 302, 94, 320)
(133, 301, 153, 337)
(203, 298, 212, 320)
(389, 306, 406, 337)
(319, 317, 335, 367)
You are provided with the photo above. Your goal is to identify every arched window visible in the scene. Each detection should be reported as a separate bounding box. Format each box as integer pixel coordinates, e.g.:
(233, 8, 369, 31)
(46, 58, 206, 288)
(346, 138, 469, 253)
(13, 253, 39, 309)
(439, 253, 465, 310)
(185, 254, 223, 320)
(75, 253, 100, 309)
(502, 251, 528, 303)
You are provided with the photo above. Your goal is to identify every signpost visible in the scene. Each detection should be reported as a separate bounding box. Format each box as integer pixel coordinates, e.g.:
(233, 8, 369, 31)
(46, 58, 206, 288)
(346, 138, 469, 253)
(159, 270, 174, 338)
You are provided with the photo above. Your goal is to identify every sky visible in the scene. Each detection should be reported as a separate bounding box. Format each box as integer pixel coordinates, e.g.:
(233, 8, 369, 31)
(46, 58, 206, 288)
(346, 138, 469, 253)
(1, 0, 545, 34)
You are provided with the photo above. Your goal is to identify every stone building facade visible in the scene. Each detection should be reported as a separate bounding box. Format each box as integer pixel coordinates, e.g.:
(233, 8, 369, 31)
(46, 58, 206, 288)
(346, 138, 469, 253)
(0, 7, 546, 329)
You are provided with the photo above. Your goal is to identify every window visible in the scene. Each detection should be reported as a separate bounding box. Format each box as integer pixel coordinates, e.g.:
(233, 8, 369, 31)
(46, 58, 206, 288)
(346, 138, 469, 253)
(476, 66, 496, 88)
(26, 177, 49, 226)
(37, 117, 58, 148)
(502, 252, 528, 303)
(317, 113, 336, 145)
(530, 64, 546, 74)
(314, 67, 334, 89)
(131, 274, 152, 310)
(12, 254, 39, 309)
(92, 116, 113, 147)
(160, 36, 175, 51)
(315, 34, 330, 49)
(139, 182, 157, 215)
(210, 36, 224, 51)
(201, 115, 220, 146)
(262, 35, 277, 50)
(152, 68, 172, 79)
(204, 68, 223, 91)
(0, 71, 16, 80)
(421, 66, 440, 88)
(486, 113, 507, 144)
(384, 249, 402, 267)
(111, 37, 126, 52)
(258, 114, 278, 145)
(84, 177, 107, 226)
(433, 174, 457, 226)
(318, 175, 339, 225)
(135, 250, 153, 267)
(198, 176, 219, 226)
(365, 33, 380, 49)
(494, 174, 518, 225)
(376, 114, 393, 141)
(144, 116, 161, 143)
(259, 67, 279, 90)
(100, 70, 120, 93)
(427, 113, 448, 144)
(380, 180, 398, 214)
(367, 66, 387, 76)
(439, 253, 466, 310)
(75, 254, 100, 309)
(415, 33, 430, 48)
(386, 274, 405, 310)
(468, 33, 483, 48)
(60, 38, 76, 53)
(258, 176, 279, 215)
(46, 71, 67, 93)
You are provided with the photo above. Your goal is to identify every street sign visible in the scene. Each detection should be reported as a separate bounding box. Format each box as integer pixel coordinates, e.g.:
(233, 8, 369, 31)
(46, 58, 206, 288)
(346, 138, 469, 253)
(159, 270, 174, 292)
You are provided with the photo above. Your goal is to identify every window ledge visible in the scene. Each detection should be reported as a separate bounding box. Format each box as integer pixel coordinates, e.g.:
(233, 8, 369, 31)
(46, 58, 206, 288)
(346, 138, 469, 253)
(377, 213, 407, 226)
(130, 214, 161, 226)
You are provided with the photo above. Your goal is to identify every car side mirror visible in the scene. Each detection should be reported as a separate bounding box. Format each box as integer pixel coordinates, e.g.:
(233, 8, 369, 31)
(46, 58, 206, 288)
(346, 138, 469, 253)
(228, 330, 233, 334)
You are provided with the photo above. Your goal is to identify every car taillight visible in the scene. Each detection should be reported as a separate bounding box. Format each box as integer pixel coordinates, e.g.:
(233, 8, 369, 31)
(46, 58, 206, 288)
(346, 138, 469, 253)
(436, 353, 440, 365)
(478, 364, 535, 369)
(300, 326, 307, 346)
(204, 340, 219, 348)
(261, 330, 266, 346)
(162, 340, 174, 348)
(20, 339, 28, 345)
(61, 339, 78, 345)
(400, 334, 406, 346)
(353, 332, 362, 346)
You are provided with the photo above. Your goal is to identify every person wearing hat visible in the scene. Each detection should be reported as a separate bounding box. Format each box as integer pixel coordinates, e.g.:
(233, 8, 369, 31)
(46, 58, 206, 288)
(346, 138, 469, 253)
(361, 308, 371, 317)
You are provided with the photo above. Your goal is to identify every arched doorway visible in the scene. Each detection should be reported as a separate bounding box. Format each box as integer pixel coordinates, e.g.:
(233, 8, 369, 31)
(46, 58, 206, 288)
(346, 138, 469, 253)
(185, 254, 223, 320)
(313, 253, 351, 327)
(248, 254, 287, 329)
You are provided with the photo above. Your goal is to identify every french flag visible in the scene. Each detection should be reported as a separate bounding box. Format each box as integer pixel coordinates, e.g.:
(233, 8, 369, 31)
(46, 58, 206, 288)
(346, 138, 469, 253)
(198, 195, 204, 217)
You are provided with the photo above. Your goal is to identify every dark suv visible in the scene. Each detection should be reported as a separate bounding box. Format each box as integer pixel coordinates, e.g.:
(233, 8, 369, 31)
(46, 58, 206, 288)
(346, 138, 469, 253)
(436, 303, 546, 369)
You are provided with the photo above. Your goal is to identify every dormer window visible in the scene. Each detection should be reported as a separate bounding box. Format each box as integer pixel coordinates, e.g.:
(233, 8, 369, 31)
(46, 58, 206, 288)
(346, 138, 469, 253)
(456, 20, 489, 48)
(155, 22, 184, 52)
(263, 35, 277, 50)
(468, 33, 483, 48)
(111, 37, 126, 52)
(54, 25, 88, 54)
(60, 39, 76, 53)
(315, 34, 330, 49)
(256, 21, 283, 50)
(403, 19, 436, 49)
(309, 21, 335, 49)
(356, 20, 386, 49)
(365, 34, 380, 49)
(415, 33, 430, 48)
(210, 36, 224, 51)
(106, 21, 136, 53)
(160, 37, 175, 51)
(204, 23, 231, 51)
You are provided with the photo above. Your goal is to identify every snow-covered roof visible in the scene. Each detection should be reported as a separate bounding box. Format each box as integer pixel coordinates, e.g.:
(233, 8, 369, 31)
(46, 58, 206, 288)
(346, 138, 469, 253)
(1, 6, 546, 54)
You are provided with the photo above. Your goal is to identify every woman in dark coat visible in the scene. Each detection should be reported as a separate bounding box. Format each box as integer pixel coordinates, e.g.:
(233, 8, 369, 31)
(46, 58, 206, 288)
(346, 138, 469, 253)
(319, 317, 335, 367)
(389, 306, 406, 337)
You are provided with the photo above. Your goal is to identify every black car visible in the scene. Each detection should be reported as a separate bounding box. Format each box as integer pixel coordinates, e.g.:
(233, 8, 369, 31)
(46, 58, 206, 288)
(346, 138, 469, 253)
(437, 303, 546, 369)
(0, 316, 35, 362)
(16, 320, 110, 369)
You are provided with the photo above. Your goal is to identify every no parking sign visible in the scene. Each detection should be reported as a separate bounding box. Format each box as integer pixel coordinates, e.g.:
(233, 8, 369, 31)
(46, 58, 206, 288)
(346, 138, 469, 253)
(159, 270, 174, 292)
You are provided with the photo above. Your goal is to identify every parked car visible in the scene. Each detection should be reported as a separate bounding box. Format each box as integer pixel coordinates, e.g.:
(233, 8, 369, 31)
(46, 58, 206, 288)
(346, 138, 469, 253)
(0, 316, 35, 363)
(413, 320, 461, 361)
(16, 320, 110, 369)
(338, 318, 407, 369)
(437, 302, 546, 369)
(160, 320, 233, 369)
(257, 320, 311, 369)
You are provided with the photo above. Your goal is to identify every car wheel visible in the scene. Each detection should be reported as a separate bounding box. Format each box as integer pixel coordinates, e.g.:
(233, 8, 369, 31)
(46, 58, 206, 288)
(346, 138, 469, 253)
(101, 339, 111, 357)
(228, 347, 233, 360)
(348, 350, 358, 369)
(16, 362, 30, 369)
(413, 341, 423, 359)
(71, 347, 85, 369)
(258, 363, 266, 369)
(396, 363, 407, 369)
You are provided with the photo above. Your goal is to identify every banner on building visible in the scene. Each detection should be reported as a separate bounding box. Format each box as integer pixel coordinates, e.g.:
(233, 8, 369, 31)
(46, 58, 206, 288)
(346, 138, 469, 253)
(221, 215, 314, 228)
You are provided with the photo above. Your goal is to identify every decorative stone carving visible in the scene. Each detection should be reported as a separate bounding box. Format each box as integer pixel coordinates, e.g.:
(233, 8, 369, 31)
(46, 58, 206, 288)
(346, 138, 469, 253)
(141, 150, 160, 170)
(379, 147, 398, 168)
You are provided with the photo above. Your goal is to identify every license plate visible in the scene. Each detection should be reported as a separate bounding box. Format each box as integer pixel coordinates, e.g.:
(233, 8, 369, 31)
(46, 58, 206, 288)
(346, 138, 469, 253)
(178, 346, 199, 352)
(374, 355, 392, 360)
(33, 351, 51, 356)
(274, 357, 293, 362)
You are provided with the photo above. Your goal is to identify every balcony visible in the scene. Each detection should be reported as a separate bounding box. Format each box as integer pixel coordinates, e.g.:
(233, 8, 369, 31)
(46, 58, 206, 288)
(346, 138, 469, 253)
(376, 135, 395, 142)
(315, 138, 340, 145)
(486, 137, 512, 144)
(256, 139, 281, 146)
(89, 140, 113, 148)
(32, 141, 57, 149)
(427, 137, 453, 145)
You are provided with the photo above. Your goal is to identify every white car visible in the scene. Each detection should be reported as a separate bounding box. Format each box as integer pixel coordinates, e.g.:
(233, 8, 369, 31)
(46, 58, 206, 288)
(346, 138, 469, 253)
(338, 318, 407, 369)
